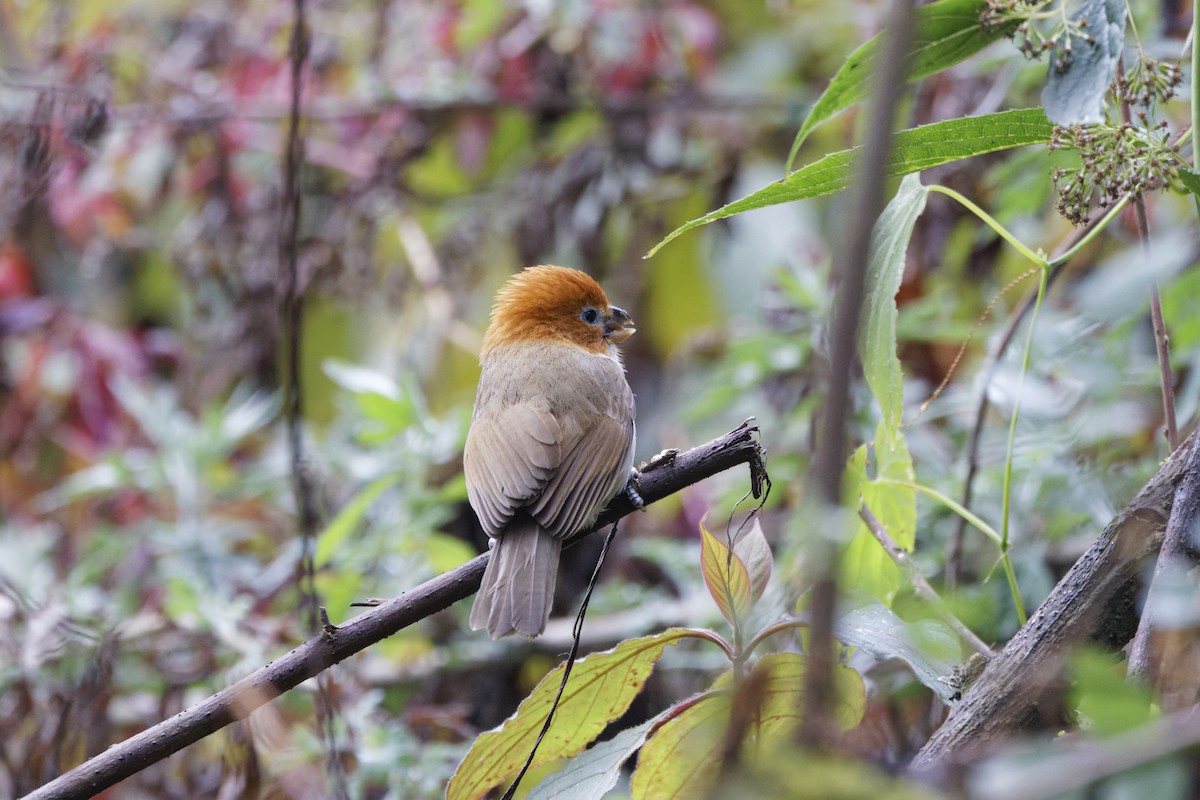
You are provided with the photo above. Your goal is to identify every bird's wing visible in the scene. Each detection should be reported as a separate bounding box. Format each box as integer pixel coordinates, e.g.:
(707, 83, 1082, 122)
(463, 401, 561, 538)
(530, 398, 635, 539)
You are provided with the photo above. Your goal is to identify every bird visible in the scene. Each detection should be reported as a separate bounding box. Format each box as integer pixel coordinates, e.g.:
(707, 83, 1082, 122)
(465, 265, 637, 639)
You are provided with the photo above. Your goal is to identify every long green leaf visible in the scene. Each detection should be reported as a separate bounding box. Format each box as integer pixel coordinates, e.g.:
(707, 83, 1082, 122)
(862, 174, 927, 431)
(841, 177, 925, 605)
(786, 0, 1018, 170)
(647, 108, 1052, 258)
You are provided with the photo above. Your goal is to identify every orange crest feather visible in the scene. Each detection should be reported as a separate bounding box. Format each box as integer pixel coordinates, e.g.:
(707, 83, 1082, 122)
(481, 265, 613, 355)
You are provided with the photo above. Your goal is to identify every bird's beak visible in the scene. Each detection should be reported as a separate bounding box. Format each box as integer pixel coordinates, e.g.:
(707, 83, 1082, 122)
(604, 306, 635, 344)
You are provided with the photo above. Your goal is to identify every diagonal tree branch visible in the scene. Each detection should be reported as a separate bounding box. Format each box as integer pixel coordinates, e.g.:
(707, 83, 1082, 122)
(25, 421, 766, 800)
(912, 430, 1194, 769)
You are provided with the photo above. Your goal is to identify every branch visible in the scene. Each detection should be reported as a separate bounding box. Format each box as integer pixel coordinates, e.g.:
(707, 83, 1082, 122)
(1126, 422, 1200, 704)
(858, 505, 995, 659)
(25, 421, 766, 800)
(911, 430, 1194, 768)
(970, 705, 1200, 800)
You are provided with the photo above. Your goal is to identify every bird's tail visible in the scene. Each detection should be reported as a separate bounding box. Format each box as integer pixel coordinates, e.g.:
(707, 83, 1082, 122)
(469, 516, 562, 639)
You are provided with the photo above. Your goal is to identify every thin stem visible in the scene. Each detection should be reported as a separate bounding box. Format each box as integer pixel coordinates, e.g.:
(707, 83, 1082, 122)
(926, 185, 1048, 267)
(877, 478, 1002, 545)
(1148, 279, 1179, 449)
(1116, 56, 1178, 450)
(1194, 0, 1199, 177)
(744, 619, 810, 656)
(1048, 195, 1130, 266)
(948, 195, 1125, 587)
(859, 505, 995, 658)
(997, 266, 1048, 627)
(802, 0, 917, 747)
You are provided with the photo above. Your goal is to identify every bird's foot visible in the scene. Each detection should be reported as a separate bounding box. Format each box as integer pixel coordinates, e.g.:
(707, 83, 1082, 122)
(625, 470, 646, 510)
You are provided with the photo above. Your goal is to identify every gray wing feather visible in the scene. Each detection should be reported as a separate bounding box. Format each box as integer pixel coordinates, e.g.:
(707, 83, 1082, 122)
(465, 345, 635, 540)
(463, 401, 560, 538)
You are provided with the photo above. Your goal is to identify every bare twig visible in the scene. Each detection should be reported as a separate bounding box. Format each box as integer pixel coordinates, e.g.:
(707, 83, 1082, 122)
(1128, 196, 1178, 453)
(802, 0, 917, 746)
(24, 422, 765, 800)
(1116, 56, 1177, 450)
(859, 505, 994, 658)
(277, 4, 347, 796)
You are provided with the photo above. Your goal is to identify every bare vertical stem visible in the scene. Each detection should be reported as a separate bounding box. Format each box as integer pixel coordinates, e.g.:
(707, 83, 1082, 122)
(1145, 242, 1179, 450)
(1116, 57, 1177, 450)
(279, 4, 348, 798)
(800, 0, 917, 745)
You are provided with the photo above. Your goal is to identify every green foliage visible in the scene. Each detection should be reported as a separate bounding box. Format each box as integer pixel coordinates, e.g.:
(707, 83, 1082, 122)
(449, 514, 869, 798)
(1069, 648, 1157, 736)
(649, 109, 1054, 257)
(1041, 0, 1126, 125)
(840, 177, 924, 604)
(5, 0, 1199, 795)
(447, 630, 694, 800)
(787, 0, 1021, 167)
(631, 654, 864, 798)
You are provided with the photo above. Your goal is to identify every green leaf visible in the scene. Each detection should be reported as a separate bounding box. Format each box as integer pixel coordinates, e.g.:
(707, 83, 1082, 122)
(709, 653, 866, 733)
(732, 516, 773, 607)
(425, 532, 477, 574)
(862, 175, 927, 432)
(630, 692, 727, 799)
(842, 436, 916, 605)
(648, 109, 1052, 258)
(840, 178, 922, 604)
(700, 517, 754, 626)
(454, 0, 512, 51)
(1042, 0, 1125, 125)
(1069, 648, 1156, 736)
(835, 603, 965, 704)
(447, 629, 694, 800)
(786, 0, 1017, 168)
(314, 475, 398, 568)
(526, 714, 664, 800)
(1177, 168, 1200, 197)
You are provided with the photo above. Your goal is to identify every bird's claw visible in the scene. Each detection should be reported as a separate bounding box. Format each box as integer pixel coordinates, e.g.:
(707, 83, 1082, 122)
(625, 471, 645, 510)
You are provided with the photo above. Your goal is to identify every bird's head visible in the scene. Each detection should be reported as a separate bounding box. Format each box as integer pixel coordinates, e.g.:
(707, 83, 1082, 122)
(481, 265, 635, 356)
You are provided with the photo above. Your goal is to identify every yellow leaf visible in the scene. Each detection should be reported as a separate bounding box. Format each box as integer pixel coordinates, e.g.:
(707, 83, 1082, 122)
(732, 516, 773, 606)
(447, 629, 693, 800)
(700, 517, 753, 626)
(631, 692, 728, 799)
(632, 654, 866, 799)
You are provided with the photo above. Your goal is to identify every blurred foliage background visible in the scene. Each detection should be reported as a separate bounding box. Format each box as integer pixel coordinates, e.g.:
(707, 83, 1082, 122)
(1, 0, 1198, 797)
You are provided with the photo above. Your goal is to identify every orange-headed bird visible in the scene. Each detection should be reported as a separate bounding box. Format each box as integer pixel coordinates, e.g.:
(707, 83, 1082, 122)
(465, 265, 637, 638)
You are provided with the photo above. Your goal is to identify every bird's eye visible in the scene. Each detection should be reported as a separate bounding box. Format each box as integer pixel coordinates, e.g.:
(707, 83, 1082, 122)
(580, 308, 600, 325)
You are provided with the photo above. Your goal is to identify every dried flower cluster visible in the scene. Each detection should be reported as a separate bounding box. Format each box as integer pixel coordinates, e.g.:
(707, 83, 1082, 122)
(1047, 54, 1185, 224)
(1049, 121, 1184, 224)
(980, 0, 1093, 66)
(1118, 54, 1184, 109)
(983, 1, 1187, 225)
